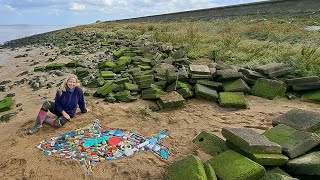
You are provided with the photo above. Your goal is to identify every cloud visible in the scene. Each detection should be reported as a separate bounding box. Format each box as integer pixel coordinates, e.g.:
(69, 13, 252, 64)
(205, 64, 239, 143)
(70, 2, 86, 11)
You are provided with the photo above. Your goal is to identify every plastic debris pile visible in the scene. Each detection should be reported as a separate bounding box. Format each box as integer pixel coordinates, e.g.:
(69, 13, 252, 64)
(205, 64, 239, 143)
(37, 119, 169, 174)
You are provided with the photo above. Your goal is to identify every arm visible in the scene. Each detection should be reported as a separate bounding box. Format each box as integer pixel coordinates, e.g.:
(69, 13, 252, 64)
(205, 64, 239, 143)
(55, 91, 71, 119)
(78, 88, 87, 113)
(54, 91, 64, 113)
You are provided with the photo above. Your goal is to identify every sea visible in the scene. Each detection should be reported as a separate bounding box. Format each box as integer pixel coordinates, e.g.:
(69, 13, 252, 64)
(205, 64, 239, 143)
(0, 25, 72, 45)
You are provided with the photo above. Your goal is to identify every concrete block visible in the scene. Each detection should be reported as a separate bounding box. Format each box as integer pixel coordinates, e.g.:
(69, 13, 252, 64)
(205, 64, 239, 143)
(195, 84, 218, 101)
(272, 108, 320, 133)
(124, 83, 139, 92)
(196, 80, 222, 90)
(255, 63, 290, 77)
(286, 151, 320, 176)
(263, 124, 320, 158)
(204, 162, 217, 180)
(222, 79, 250, 93)
(219, 92, 249, 109)
(301, 90, 320, 104)
(157, 91, 186, 109)
(207, 150, 266, 180)
(165, 155, 207, 180)
(251, 78, 286, 100)
(0, 97, 14, 112)
(192, 131, 228, 156)
(222, 127, 282, 154)
(141, 87, 166, 100)
(250, 153, 289, 166)
(189, 65, 211, 75)
(216, 69, 243, 81)
(114, 90, 137, 102)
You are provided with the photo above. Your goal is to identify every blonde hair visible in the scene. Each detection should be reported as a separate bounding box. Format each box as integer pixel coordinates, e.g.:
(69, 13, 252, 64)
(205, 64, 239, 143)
(58, 74, 80, 95)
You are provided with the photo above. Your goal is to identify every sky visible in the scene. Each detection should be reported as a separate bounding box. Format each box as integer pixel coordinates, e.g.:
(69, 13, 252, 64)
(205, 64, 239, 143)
(0, 0, 267, 25)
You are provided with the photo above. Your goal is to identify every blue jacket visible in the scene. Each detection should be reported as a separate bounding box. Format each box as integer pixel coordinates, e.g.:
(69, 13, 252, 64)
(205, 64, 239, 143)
(54, 87, 87, 118)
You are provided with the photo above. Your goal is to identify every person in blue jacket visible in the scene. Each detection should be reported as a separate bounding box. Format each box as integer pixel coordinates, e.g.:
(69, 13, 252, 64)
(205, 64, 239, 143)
(28, 74, 88, 135)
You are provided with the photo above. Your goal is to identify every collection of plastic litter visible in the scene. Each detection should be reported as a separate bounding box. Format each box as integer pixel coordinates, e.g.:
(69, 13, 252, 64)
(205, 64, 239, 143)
(37, 119, 170, 174)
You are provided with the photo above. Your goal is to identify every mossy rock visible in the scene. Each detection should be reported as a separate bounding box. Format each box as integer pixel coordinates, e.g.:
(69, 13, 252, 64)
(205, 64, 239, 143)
(114, 90, 137, 102)
(141, 87, 165, 100)
(251, 78, 286, 100)
(286, 151, 320, 176)
(86, 78, 105, 88)
(204, 162, 217, 180)
(46, 63, 65, 70)
(177, 87, 194, 99)
(34, 66, 46, 72)
(165, 155, 207, 180)
(197, 80, 222, 90)
(0, 97, 14, 112)
(223, 79, 250, 93)
(166, 81, 192, 92)
(113, 48, 126, 58)
(134, 75, 154, 82)
(114, 78, 130, 85)
(65, 60, 85, 68)
(121, 72, 129, 78)
(101, 71, 115, 79)
(263, 124, 320, 159)
(259, 173, 295, 180)
(249, 153, 289, 166)
(192, 131, 228, 156)
(124, 83, 139, 92)
(104, 94, 117, 103)
(118, 56, 131, 65)
(219, 92, 249, 109)
(138, 65, 152, 71)
(126, 67, 141, 74)
(0, 112, 16, 122)
(195, 84, 218, 102)
(157, 91, 186, 109)
(207, 150, 266, 180)
(112, 64, 126, 73)
(93, 81, 118, 97)
(301, 90, 320, 104)
(76, 67, 90, 79)
(99, 61, 115, 69)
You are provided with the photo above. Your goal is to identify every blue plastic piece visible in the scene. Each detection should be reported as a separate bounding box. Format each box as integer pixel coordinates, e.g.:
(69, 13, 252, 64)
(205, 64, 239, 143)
(160, 149, 168, 159)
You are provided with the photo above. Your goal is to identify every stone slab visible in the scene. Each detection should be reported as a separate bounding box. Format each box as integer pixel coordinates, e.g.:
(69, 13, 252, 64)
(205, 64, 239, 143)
(286, 151, 320, 176)
(263, 124, 320, 159)
(216, 69, 243, 81)
(195, 84, 218, 101)
(250, 153, 289, 166)
(251, 78, 286, 100)
(286, 76, 319, 85)
(301, 90, 320, 104)
(219, 92, 249, 109)
(222, 127, 282, 154)
(157, 91, 186, 109)
(222, 79, 250, 93)
(239, 68, 266, 80)
(207, 150, 266, 180)
(272, 108, 320, 133)
(192, 131, 228, 156)
(0, 97, 14, 112)
(255, 63, 290, 77)
(165, 155, 207, 180)
(189, 65, 211, 75)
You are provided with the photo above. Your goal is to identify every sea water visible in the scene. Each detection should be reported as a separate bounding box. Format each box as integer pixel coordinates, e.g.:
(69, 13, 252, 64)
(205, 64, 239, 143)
(0, 25, 71, 44)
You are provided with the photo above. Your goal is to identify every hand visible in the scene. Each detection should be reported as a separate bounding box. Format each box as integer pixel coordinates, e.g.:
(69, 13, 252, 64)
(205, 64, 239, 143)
(62, 111, 70, 120)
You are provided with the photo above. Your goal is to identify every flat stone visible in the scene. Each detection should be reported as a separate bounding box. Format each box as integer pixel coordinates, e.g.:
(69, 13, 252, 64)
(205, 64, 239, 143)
(222, 127, 282, 154)
(93, 81, 118, 97)
(192, 131, 228, 156)
(239, 68, 266, 80)
(301, 90, 320, 104)
(222, 79, 250, 93)
(157, 91, 186, 109)
(114, 90, 137, 102)
(255, 63, 290, 77)
(263, 124, 320, 159)
(165, 68, 189, 84)
(286, 76, 319, 86)
(272, 108, 320, 133)
(166, 81, 192, 92)
(249, 153, 289, 166)
(165, 155, 207, 180)
(195, 84, 218, 102)
(141, 86, 165, 100)
(286, 151, 320, 176)
(216, 69, 243, 81)
(0, 97, 14, 112)
(259, 173, 297, 180)
(204, 162, 217, 180)
(196, 80, 221, 90)
(219, 92, 249, 109)
(292, 82, 320, 91)
(189, 65, 211, 75)
(207, 150, 266, 180)
(251, 78, 286, 100)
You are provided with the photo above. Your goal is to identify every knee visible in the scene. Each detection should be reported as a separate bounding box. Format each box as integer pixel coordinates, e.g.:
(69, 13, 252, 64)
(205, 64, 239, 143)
(41, 101, 51, 111)
(54, 117, 68, 127)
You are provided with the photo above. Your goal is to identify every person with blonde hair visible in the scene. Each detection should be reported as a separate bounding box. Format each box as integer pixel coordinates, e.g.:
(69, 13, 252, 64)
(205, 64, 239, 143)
(28, 74, 87, 135)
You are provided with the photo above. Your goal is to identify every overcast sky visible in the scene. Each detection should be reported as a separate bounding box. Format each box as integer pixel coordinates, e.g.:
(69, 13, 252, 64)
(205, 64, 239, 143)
(0, 0, 267, 25)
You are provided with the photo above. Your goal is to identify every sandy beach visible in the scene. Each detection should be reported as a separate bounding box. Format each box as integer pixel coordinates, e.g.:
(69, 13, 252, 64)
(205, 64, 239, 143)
(1, 46, 320, 179)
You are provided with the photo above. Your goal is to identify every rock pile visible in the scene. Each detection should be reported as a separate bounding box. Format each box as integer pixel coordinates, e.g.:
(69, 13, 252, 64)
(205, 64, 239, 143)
(167, 108, 320, 179)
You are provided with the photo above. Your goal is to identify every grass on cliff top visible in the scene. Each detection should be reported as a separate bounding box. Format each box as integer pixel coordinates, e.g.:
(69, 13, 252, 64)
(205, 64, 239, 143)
(47, 14, 320, 76)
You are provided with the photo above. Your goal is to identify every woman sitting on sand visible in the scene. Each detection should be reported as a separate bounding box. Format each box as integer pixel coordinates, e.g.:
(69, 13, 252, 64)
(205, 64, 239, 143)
(28, 74, 88, 135)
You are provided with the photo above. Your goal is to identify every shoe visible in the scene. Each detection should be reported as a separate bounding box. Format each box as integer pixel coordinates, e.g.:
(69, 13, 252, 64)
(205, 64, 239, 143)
(27, 124, 42, 135)
(42, 101, 51, 110)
